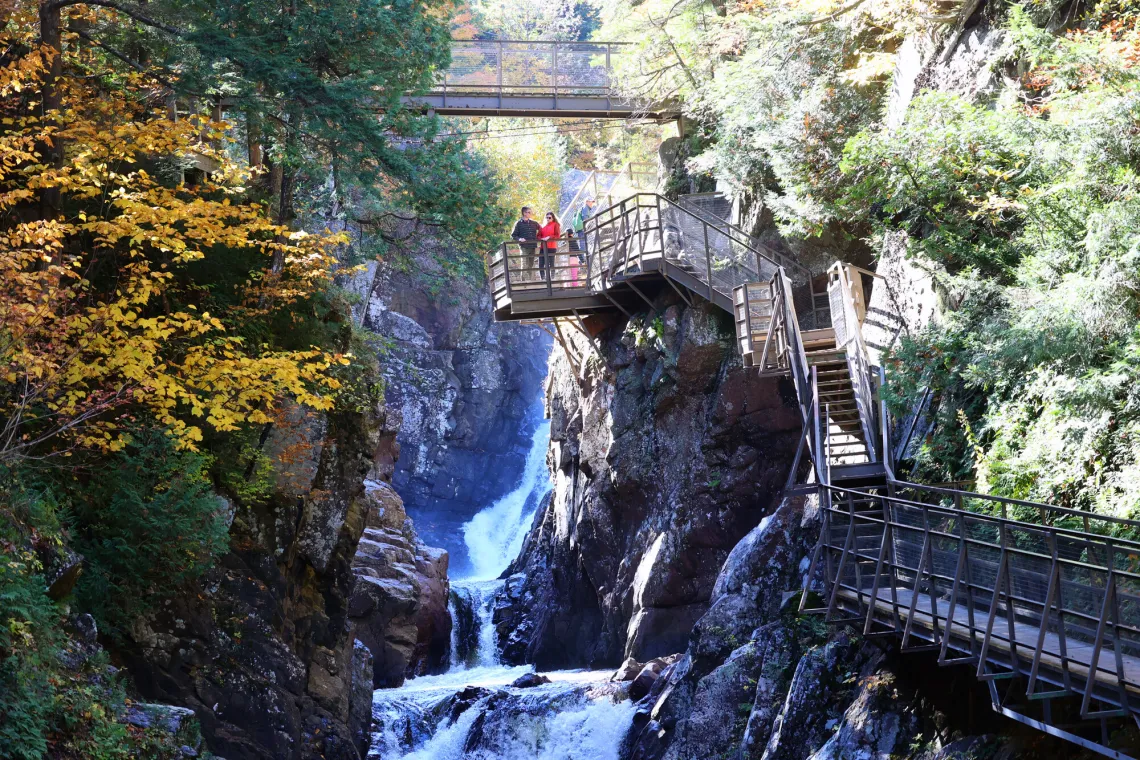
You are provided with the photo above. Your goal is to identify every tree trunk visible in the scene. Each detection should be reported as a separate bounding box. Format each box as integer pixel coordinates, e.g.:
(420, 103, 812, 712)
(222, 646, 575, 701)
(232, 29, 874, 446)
(38, 0, 63, 216)
(247, 113, 263, 169)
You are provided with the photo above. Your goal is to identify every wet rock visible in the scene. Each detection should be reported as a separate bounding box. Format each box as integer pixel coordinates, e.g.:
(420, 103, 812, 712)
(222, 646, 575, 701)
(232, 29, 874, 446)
(348, 640, 373, 757)
(628, 661, 666, 702)
(446, 686, 495, 723)
(510, 672, 552, 688)
(349, 480, 451, 687)
(612, 657, 644, 681)
(450, 585, 480, 665)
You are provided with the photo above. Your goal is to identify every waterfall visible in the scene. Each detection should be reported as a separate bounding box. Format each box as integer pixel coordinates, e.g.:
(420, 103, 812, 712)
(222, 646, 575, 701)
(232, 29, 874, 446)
(371, 411, 635, 759)
(461, 419, 552, 581)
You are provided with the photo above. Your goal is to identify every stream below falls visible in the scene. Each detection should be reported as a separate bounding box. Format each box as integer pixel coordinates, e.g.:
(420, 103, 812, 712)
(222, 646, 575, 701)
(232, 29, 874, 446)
(369, 417, 636, 759)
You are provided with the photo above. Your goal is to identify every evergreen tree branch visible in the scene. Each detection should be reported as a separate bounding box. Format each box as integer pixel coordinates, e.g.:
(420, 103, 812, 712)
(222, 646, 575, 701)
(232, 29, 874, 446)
(48, 0, 185, 37)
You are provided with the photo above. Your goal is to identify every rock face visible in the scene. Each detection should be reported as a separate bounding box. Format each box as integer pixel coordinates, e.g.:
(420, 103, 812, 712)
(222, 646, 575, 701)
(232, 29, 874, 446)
(495, 295, 803, 670)
(348, 479, 451, 687)
(620, 482, 1087, 760)
(354, 231, 551, 577)
(119, 404, 398, 760)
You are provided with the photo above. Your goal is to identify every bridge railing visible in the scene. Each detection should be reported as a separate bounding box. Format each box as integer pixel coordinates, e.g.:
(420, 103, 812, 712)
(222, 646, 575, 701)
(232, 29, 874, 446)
(439, 40, 627, 98)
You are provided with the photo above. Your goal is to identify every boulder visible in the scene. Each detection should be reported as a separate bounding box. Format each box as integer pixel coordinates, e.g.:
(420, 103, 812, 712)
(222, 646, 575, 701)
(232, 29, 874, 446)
(629, 661, 665, 702)
(510, 672, 552, 688)
(612, 657, 644, 682)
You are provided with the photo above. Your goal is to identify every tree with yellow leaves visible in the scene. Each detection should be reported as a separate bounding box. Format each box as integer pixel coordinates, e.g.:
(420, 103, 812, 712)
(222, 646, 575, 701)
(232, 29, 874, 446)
(0, 22, 351, 464)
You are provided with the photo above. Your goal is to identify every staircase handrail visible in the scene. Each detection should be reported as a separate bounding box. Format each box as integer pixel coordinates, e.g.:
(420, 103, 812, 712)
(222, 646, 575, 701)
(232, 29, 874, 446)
(675, 194, 810, 281)
(829, 263, 878, 462)
(878, 366, 896, 482)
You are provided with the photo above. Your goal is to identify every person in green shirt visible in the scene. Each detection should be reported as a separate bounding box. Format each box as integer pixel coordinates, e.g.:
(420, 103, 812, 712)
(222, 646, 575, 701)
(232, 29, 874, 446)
(571, 197, 597, 260)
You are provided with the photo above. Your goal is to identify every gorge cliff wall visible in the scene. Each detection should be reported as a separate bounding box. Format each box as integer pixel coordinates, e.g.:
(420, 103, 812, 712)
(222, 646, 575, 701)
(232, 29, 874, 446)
(353, 228, 551, 578)
(119, 400, 395, 760)
(495, 293, 803, 670)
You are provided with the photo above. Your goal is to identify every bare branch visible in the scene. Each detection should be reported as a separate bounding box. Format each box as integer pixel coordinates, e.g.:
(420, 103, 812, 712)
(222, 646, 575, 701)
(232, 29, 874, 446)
(794, 0, 870, 26)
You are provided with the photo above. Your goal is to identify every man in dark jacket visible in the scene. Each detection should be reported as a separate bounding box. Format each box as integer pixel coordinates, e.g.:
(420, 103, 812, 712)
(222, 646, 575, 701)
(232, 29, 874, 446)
(510, 206, 542, 278)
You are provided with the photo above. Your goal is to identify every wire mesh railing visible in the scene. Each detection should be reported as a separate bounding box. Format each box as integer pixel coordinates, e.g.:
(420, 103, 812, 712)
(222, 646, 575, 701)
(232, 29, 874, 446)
(578, 193, 787, 306)
(438, 40, 628, 98)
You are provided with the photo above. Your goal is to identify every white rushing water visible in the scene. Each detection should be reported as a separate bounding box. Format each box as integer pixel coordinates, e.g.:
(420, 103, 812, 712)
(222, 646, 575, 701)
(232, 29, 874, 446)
(461, 418, 552, 581)
(371, 414, 636, 759)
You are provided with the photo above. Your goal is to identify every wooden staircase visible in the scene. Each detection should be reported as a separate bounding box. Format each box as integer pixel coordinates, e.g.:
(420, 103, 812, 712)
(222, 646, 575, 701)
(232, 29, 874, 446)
(802, 328, 871, 465)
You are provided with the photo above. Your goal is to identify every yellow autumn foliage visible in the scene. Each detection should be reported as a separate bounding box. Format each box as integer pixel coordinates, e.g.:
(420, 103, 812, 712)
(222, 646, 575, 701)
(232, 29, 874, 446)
(0, 31, 350, 461)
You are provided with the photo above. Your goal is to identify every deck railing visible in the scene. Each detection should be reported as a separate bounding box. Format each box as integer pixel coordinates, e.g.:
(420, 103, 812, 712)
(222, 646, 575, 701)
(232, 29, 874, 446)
(580, 193, 790, 305)
(487, 237, 591, 308)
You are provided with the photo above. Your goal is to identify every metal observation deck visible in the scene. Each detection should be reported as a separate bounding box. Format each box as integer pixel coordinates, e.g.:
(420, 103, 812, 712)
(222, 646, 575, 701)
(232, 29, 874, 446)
(406, 40, 677, 119)
(485, 187, 1140, 758)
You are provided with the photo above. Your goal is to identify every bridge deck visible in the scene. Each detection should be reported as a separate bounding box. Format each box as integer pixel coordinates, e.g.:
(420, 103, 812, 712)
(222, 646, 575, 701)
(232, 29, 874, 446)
(415, 40, 678, 118)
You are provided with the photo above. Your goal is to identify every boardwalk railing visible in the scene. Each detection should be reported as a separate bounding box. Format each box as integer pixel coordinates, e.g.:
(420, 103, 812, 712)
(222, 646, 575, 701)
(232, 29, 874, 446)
(486, 192, 806, 319)
(581, 193, 804, 307)
(802, 479, 1140, 755)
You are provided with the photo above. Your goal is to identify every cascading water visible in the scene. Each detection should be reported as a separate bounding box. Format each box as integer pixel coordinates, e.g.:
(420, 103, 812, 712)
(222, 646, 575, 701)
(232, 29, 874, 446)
(370, 412, 635, 759)
(462, 418, 552, 582)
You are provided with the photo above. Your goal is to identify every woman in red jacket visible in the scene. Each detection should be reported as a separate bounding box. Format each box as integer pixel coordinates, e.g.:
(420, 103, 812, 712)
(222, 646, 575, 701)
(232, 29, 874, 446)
(539, 212, 561, 282)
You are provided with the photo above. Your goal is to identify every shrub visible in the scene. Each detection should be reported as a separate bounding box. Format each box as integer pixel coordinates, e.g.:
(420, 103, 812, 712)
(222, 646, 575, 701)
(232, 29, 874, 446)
(70, 431, 230, 637)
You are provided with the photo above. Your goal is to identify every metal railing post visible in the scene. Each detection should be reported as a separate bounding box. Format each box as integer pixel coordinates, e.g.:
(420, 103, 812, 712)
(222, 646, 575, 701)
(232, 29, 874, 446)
(502, 243, 512, 296)
(703, 223, 713, 301)
(605, 44, 613, 109)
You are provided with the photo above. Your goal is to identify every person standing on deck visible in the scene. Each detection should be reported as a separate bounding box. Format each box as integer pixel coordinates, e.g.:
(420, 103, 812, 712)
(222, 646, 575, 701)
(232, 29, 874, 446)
(538, 212, 562, 283)
(511, 206, 542, 278)
(572, 197, 597, 258)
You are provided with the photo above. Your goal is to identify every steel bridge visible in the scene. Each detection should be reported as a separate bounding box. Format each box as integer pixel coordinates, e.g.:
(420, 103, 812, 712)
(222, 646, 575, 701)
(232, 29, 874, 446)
(483, 188, 1140, 758)
(405, 40, 678, 119)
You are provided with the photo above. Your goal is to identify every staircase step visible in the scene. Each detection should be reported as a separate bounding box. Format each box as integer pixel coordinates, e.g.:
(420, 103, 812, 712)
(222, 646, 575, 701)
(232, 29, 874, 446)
(806, 349, 846, 359)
